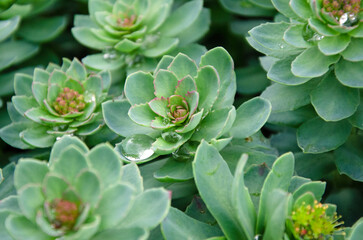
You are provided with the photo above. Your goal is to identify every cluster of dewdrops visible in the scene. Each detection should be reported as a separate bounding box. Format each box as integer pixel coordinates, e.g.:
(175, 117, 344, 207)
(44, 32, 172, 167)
(291, 200, 343, 240)
(322, 0, 361, 19)
(53, 87, 86, 115)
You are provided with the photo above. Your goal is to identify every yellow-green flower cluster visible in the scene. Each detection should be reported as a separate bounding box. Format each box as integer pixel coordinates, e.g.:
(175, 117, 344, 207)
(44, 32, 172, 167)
(291, 201, 343, 240)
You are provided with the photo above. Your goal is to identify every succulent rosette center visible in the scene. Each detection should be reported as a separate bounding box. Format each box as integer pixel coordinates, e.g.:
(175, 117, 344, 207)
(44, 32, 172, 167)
(167, 95, 190, 124)
(291, 201, 342, 239)
(49, 199, 80, 230)
(115, 13, 137, 28)
(53, 87, 86, 115)
(322, 0, 361, 19)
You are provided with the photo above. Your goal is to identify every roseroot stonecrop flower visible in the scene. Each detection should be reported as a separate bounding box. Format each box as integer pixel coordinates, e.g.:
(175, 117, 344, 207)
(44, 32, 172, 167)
(72, 0, 210, 70)
(0, 58, 112, 149)
(291, 201, 343, 240)
(0, 136, 170, 240)
(102, 47, 237, 162)
(53, 88, 86, 115)
(48, 199, 80, 230)
(322, 0, 361, 19)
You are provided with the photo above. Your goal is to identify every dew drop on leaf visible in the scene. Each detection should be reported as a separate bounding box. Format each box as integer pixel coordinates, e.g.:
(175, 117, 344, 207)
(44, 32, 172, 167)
(116, 134, 155, 162)
(103, 47, 117, 61)
(161, 131, 182, 143)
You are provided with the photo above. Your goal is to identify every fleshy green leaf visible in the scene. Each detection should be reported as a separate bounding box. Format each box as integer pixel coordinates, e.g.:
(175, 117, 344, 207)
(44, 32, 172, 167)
(256, 152, 294, 234)
(71, 27, 113, 50)
(49, 135, 88, 164)
(0, 16, 20, 42)
(121, 163, 143, 194)
(334, 136, 363, 182)
(154, 70, 179, 98)
(335, 59, 363, 88)
(174, 76, 197, 97)
(292, 181, 326, 201)
(167, 53, 198, 80)
(161, 207, 223, 240)
(194, 66, 219, 112)
(43, 174, 69, 201)
(317, 34, 351, 55)
(51, 146, 88, 183)
(95, 183, 134, 230)
(14, 73, 33, 97)
(75, 170, 101, 206)
(149, 97, 169, 118)
(18, 184, 44, 220)
(289, 0, 313, 19)
(125, 71, 155, 105)
(308, 18, 339, 36)
(192, 107, 236, 142)
(230, 97, 271, 138)
(142, 37, 179, 58)
(193, 141, 246, 239)
(267, 57, 311, 85)
(200, 47, 235, 109)
(14, 159, 48, 190)
(88, 143, 122, 189)
(66, 58, 87, 81)
(159, 0, 203, 37)
(297, 118, 352, 153)
(102, 99, 156, 137)
(231, 154, 256, 239)
(311, 71, 360, 121)
(283, 24, 312, 48)
(341, 38, 363, 61)
(154, 157, 194, 182)
(291, 47, 340, 77)
(119, 188, 170, 229)
(128, 103, 157, 127)
(5, 215, 51, 240)
(17, 16, 67, 43)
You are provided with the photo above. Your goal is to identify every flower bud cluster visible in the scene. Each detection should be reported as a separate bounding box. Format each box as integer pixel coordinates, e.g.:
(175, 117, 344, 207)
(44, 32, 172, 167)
(291, 200, 342, 240)
(323, 0, 361, 19)
(50, 199, 80, 230)
(53, 87, 86, 115)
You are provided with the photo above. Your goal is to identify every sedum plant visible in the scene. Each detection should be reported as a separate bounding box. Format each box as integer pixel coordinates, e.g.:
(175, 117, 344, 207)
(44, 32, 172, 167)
(246, 0, 363, 163)
(102, 47, 271, 183)
(0, 136, 170, 240)
(103, 47, 272, 166)
(0, 58, 112, 149)
(161, 142, 353, 240)
(103, 47, 237, 162)
(72, 0, 210, 71)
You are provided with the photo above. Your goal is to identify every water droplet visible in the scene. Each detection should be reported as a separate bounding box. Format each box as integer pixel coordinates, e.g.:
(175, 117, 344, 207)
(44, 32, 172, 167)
(308, 33, 325, 42)
(162, 118, 171, 125)
(254, 235, 262, 240)
(103, 47, 117, 61)
(348, 13, 357, 22)
(339, 13, 348, 26)
(116, 134, 155, 162)
(279, 43, 284, 49)
(161, 131, 182, 143)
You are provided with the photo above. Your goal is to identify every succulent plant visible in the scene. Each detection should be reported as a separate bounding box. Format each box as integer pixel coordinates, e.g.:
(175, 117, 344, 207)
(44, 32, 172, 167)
(246, 0, 363, 160)
(161, 142, 351, 240)
(0, 136, 170, 240)
(287, 200, 342, 239)
(0, 58, 112, 149)
(72, 0, 210, 71)
(103, 47, 237, 161)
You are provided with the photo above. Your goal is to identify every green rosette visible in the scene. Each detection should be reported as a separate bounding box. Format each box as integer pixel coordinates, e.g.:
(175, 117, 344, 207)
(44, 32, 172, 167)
(0, 136, 170, 240)
(0, 58, 112, 149)
(72, 0, 210, 71)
